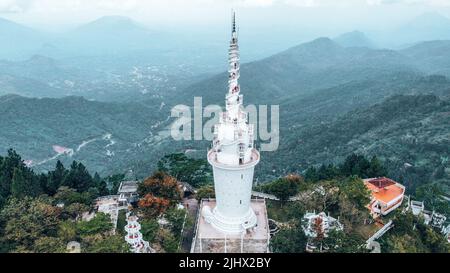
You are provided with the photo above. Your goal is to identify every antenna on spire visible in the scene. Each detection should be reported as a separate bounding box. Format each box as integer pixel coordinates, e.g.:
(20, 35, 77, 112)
(232, 9, 236, 34)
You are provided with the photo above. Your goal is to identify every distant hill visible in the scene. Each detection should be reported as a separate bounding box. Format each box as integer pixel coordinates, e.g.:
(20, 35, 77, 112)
(333, 31, 376, 48)
(2, 35, 450, 188)
(401, 40, 450, 77)
(263, 94, 450, 193)
(64, 16, 160, 54)
(36, 15, 181, 59)
(0, 17, 47, 59)
(166, 37, 450, 190)
(171, 37, 416, 107)
(0, 55, 108, 98)
(0, 54, 200, 101)
(0, 95, 171, 175)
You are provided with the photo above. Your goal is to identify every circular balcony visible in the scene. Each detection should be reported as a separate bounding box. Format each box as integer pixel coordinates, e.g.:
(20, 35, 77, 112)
(207, 148, 260, 171)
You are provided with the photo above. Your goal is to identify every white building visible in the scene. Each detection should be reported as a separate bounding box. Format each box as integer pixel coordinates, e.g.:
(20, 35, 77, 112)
(442, 225, 450, 243)
(117, 180, 139, 207)
(364, 177, 406, 218)
(191, 12, 269, 253)
(406, 197, 449, 240)
(302, 212, 343, 252)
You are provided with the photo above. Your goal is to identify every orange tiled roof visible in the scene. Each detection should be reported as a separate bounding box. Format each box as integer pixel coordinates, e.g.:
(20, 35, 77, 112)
(364, 178, 404, 204)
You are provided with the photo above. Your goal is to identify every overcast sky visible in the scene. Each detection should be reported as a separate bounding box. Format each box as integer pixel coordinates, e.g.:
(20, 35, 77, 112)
(1, 0, 450, 31)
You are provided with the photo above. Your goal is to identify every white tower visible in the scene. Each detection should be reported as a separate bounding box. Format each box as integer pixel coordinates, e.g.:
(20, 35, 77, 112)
(204, 12, 260, 234)
(124, 212, 154, 253)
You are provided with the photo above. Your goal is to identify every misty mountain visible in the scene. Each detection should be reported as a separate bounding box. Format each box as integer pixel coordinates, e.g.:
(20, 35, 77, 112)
(170, 37, 417, 107)
(0, 53, 206, 101)
(333, 31, 377, 48)
(59, 16, 164, 55)
(401, 40, 450, 77)
(386, 12, 450, 47)
(0, 17, 47, 60)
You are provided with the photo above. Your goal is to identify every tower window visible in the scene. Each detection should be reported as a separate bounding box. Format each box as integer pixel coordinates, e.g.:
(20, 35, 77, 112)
(241, 174, 243, 179)
(240, 200, 242, 205)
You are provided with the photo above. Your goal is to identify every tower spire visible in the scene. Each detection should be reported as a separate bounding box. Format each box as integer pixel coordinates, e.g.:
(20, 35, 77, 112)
(232, 10, 236, 34)
(228, 10, 240, 101)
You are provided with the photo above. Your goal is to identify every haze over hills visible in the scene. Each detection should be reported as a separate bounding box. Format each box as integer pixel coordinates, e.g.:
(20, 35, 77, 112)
(401, 40, 450, 77)
(0, 11, 450, 197)
(0, 17, 47, 60)
(48, 16, 165, 57)
(1, 12, 450, 102)
(398, 12, 450, 43)
(1, 11, 450, 62)
(169, 37, 419, 107)
(374, 12, 450, 48)
(0, 53, 204, 101)
(333, 31, 377, 48)
(1, 35, 449, 195)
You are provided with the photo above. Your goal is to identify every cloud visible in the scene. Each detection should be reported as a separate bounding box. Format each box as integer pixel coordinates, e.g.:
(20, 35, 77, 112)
(1, 0, 449, 28)
(2, 0, 450, 15)
(367, 0, 450, 6)
(0, 0, 32, 13)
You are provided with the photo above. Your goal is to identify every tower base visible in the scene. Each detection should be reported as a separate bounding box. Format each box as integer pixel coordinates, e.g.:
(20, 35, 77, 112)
(201, 204, 257, 234)
(191, 199, 270, 253)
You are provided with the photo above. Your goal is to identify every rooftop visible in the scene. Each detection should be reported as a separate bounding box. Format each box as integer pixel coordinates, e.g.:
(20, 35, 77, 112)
(118, 181, 139, 194)
(364, 178, 405, 204)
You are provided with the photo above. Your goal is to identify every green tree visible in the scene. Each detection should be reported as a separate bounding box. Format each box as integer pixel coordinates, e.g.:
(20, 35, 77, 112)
(157, 153, 212, 188)
(165, 208, 187, 240)
(11, 168, 36, 199)
(367, 156, 387, 178)
(84, 234, 130, 253)
(340, 153, 371, 178)
(77, 212, 113, 236)
(106, 173, 125, 194)
(57, 220, 78, 242)
(63, 161, 94, 193)
(384, 234, 423, 253)
(157, 228, 179, 253)
(304, 166, 319, 182)
(271, 224, 307, 253)
(46, 160, 67, 195)
(339, 176, 371, 211)
(0, 197, 61, 252)
(93, 172, 109, 196)
(323, 230, 367, 253)
(54, 186, 93, 206)
(262, 175, 303, 202)
(140, 219, 160, 243)
(196, 185, 215, 200)
(382, 211, 450, 253)
(0, 149, 23, 206)
(33, 237, 66, 253)
(415, 183, 450, 215)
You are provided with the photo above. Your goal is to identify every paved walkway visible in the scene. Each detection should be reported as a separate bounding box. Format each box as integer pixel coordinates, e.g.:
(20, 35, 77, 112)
(181, 198, 199, 252)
